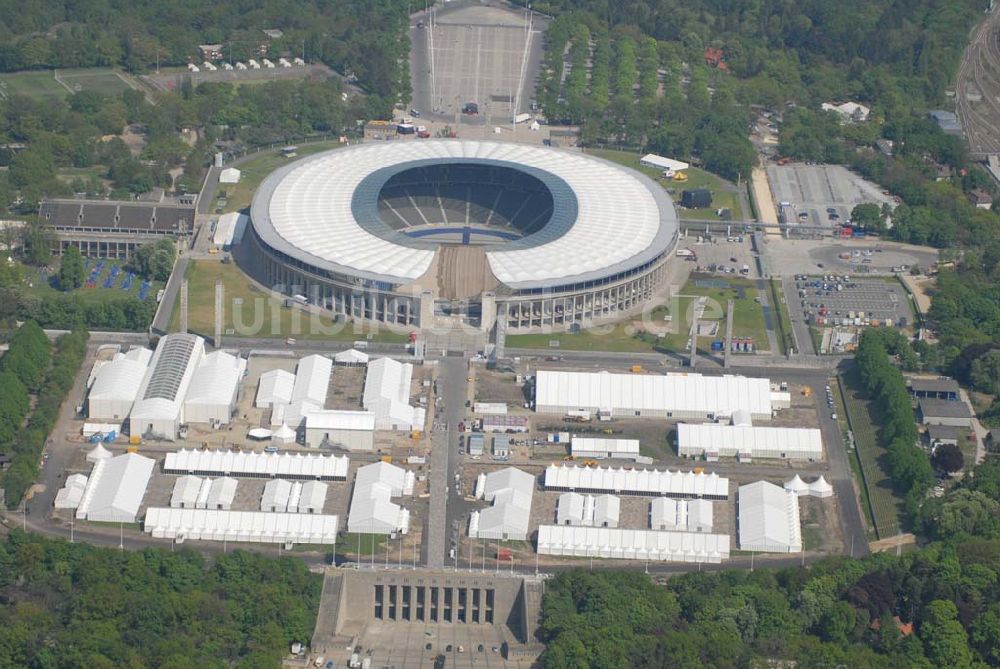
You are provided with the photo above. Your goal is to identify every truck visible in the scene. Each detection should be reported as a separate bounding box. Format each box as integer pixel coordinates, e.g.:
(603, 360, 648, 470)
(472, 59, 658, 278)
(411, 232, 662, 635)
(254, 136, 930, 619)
(514, 113, 531, 124)
(349, 653, 360, 668)
(675, 248, 696, 258)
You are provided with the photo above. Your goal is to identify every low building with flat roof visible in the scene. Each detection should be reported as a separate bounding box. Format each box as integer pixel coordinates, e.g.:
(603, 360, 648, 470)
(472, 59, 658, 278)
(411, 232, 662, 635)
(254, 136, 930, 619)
(918, 399, 972, 428)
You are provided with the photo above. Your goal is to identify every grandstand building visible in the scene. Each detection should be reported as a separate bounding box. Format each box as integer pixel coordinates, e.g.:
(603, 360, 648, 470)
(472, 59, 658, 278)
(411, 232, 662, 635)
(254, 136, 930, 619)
(245, 140, 678, 333)
(38, 198, 194, 258)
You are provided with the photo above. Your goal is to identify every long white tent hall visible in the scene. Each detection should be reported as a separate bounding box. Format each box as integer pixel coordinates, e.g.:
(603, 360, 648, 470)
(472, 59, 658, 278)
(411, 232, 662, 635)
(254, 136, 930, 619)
(570, 437, 641, 460)
(534, 370, 786, 421)
(544, 464, 730, 499)
(143, 508, 340, 545)
(536, 525, 730, 564)
(738, 481, 802, 553)
(677, 423, 823, 461)
(164, 449, 349, 480)
(76, 452, 156, 523)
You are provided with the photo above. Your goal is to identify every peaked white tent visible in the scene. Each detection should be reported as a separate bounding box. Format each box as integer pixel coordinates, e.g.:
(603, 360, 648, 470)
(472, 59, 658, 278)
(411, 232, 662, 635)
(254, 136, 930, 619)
(171, 475, 203, 508)
(256, 369, 295, 408)
(783, 475, 810, 496)
(738, 481, 802, 553)
(54, 474, 89, 509)
(334, 348, 370, 365)
(808, 476, 834, 499)
(272, 424, 296, 446)
(86, 443, 113, 463)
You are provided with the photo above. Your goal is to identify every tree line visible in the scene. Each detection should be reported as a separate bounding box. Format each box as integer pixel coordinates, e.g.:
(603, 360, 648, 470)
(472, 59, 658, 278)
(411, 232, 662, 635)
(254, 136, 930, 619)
(0, 532, 321, 668)
(0, 323, 87, 507)
(540, 454, 1000, 669)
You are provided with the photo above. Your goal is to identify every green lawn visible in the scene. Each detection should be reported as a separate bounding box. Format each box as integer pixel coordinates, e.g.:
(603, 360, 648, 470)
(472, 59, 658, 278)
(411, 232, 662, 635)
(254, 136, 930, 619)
(839, 369, 903, 540)
(584, 148, 743, 220)
(214, 141, 347, 213)
(769, 278, 794, 355)
(23, 259, 160, 304)
(57, 68, 132, 96)
(507, 275, 769, 353)
(0, 70, 68, 100)
(168, 259, 408, 342)
(338, 532, 387, 557)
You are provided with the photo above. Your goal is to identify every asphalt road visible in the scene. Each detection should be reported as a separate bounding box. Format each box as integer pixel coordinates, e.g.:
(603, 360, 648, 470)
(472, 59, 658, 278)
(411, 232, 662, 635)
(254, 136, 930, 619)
(781, 276, 817, 356)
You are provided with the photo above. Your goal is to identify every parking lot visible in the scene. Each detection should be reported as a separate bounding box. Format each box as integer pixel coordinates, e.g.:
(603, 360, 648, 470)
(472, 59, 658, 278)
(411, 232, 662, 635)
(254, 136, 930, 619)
(792, 276, 912, 327)
(410, 2, 545, 122)
(761, 237, 939, 277)
(766, 164, 896, 228)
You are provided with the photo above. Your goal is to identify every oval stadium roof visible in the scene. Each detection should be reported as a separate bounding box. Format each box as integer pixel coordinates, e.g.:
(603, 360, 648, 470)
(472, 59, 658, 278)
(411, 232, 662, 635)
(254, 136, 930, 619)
(250, 140, 677, 290)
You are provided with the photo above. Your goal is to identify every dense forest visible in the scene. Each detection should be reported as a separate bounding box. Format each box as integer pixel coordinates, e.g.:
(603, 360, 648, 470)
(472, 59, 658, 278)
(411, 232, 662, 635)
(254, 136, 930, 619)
(0, 0, 411, 104)
(539, 457, 1000, 668)
(0, 532, 321, 668)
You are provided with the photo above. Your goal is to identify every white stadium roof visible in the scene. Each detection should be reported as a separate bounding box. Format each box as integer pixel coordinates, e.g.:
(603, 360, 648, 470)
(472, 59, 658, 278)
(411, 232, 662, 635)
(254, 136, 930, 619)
(250, 140, 676, 289)
(545, 464, 729, 499)
(738, 481, 802, 553)
(537, 525, 729, 564)
(535, 370, 778, 419)
(677, 424, 823, 460)
(164, 448, 349, 480)
(144, 508, 339, 545)
(76, 452, 155, 523)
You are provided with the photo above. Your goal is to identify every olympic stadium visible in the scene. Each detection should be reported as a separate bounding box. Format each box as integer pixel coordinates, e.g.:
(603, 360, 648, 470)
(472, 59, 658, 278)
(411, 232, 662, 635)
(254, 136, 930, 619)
(245, 140, 678, 333)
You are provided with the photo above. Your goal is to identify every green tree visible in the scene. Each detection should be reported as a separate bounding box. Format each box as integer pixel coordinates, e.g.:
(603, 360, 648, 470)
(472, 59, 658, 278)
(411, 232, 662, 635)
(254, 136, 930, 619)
(931, 443, 964, 474)
(920, 600, 973, 669)
(57, 246, 85, 291)
(851, 202, 885, 232)
(971, 349, 1000, 394)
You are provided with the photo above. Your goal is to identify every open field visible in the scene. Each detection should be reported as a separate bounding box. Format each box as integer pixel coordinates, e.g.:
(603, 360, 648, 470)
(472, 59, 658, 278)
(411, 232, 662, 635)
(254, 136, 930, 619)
(56, 68, 133, 96)
(0, 70, 68, 100)
(585, 148, 744, 220)
(22, 259, 161, 304)
(507, 275, 769, 353)
(168, 260, 408, 342)
(213, 141, 347, 213)
(839, 369, 902, 539)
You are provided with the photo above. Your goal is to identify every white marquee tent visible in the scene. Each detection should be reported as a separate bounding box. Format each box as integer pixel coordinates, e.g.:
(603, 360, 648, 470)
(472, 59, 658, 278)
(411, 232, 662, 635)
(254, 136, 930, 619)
(256, 369, 295, 408)
(347, 461, 413, 534)
(535, 370, 781, 421)
(544, 464, 730, 499)
(334, 348, 370, 365)
(184, 351, 246, 424)
(738, 481, 802, 553)
(291, 354, 331, 406)
(88, 347, 152, 420)
(54, 474, 89, 509)
(144, 508, 339, 545)
(570, 437, 641, 460)
(469, 467, 535, 541)
(76, 452, 155, 523)
(164, 448, 349, 480)
(537, 525, 730, 564)
(171, 475, 203, 508)
(678, 423, 823, 461)
(363, 357, 423, 430)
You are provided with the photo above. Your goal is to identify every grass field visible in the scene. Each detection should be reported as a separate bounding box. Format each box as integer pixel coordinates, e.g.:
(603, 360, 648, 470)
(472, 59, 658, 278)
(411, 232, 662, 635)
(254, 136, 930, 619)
(214, 142, 347, 213)
(23, 259, 160, 304)
(56, 68, 132, 96)
(839, 369, 903, 539)
(0, 70, 68, 100)
(506, 275, 769, 353)
(168, 260, 408, 342)
(584, 148, 744, 220)
(769, 278, 794, 355)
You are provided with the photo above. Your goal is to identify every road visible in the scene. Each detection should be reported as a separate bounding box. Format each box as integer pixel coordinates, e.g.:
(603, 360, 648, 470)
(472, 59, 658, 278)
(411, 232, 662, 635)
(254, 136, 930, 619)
(781, 276, 817, 356)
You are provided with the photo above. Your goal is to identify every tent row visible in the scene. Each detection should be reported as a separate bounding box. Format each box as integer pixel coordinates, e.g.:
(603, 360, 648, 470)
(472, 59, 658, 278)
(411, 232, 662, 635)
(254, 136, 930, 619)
(678, 423, 823, 461)
(261, 479, 328, 514)
(544, 464, 730, 499)
(171, 475, 239, 510)
(164, 448, 349, 480)
(144, 508, 340, 545)
(534, 370, 783, 420)
(536, 525, 730, 564)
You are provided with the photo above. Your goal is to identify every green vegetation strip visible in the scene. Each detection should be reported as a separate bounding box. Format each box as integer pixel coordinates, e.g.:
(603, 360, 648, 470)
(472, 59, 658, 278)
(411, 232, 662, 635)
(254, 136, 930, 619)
(839, 369, 902, 539)
(768, 278, 794, 355)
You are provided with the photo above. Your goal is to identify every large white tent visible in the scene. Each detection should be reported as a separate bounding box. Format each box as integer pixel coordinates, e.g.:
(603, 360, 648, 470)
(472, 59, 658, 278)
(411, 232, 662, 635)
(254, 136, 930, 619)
(534, 370, 782, 421)
(347, 461, 413, 534)
(171, 475, 203, 508)
(88, 347, 152, 420)
(270, 399, 321, 429)
(650, 497, 713, 532)
(304, 410, 375, 450)
(293, 481, 327, 514)
(678, 423, 823, 461)
(54, 474, 89, 509)
(76, 452, 155, 523)
(212, 211, 246, 247)
(201, 477, 238, 510)
(738, 481, 802, 553)
(469, 467, 534, 541)
(130, 334, 205, 440)
(363, 357, 423, 430)
(544, 464, 730, 499)
(556, 492, 621, 528)
(143, 508, 339, 545)
(640, 154, 690, 172)
(86, 443, 113, 463)
(261, 479, 293, 512)
(571, 437, 641, 460)
(537, 525, 730, 564)
(184, 351, 246, 425)
(291, 354, 331, 406)
(164, 448, 349, 480)
(256, 369, 295, 408)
